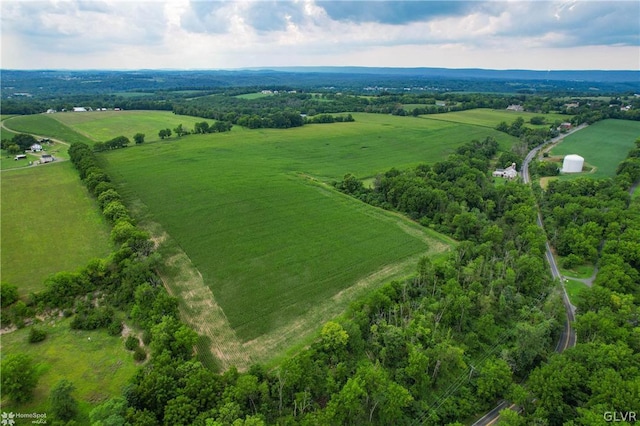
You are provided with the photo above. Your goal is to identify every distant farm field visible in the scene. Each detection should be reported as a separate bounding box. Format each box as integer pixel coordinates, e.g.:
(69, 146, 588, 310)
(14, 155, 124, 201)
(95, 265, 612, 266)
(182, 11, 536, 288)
(1, 163, 112, 295)
(550, 119, 640, 178)
(420, 108, 570, 129)
(6, 111, 207, 146)
(50, 110, 207, 145)
(3, 115, 94, 145)
(235, 92, 272, 99)
(38, 110, 515, 362)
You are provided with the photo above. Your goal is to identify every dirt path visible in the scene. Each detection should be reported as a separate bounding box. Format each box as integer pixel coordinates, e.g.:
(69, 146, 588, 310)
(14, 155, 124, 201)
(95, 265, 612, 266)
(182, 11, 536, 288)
(152, 230, 252, 371)
(567, 267, 598, 287)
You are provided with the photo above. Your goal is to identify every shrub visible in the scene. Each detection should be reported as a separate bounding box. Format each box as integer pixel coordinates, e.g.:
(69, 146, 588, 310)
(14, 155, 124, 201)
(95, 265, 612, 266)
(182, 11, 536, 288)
(142, 329, 152, 345)
(563, 253, 583, 269)
(108, 319, 123, 336)
(0, 282, 19, 307)
(28, 327, 47, 343)
(125, 335, 139, 351)
(133, 347, 147, 362)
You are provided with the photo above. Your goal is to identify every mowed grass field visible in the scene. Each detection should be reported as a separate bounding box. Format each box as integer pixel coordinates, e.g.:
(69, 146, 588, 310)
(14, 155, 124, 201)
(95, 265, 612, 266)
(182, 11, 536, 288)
(93, 112, 515, 344)
(50, 110, 209, 145)
(419, 108, 570, 129)
(4, 114, 94, 145)
(1, 162, 112, 295)
(0, 320, 138, 423)
(550, 119, 640, 178)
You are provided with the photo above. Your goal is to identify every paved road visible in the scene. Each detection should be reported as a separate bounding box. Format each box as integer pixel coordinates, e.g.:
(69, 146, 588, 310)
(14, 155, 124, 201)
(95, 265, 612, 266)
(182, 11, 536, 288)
(472, 125, 585, 426)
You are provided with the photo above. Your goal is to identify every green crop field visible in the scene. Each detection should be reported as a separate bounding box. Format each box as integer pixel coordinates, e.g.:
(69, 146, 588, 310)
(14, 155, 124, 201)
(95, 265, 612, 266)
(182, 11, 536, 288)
(1, 163, 112, 295)
(550, 119, 640, 178)
(0, 319, 138, 423)
(29, 110, 516, 364)
(419, 108, 570, 129)
(50, 110, 207, 145)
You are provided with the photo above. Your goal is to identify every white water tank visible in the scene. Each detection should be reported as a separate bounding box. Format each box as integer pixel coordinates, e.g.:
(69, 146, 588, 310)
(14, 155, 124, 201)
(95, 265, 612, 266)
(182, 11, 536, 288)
(562, 154, 584, 173)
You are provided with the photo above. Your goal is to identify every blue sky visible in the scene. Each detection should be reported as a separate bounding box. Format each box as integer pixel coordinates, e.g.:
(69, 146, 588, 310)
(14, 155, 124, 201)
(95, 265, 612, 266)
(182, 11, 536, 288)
(2, 0, 638, 70)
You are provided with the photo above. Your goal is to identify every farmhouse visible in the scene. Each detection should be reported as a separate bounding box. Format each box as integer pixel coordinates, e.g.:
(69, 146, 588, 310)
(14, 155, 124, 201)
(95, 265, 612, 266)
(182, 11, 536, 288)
(557, 122, 573, 131)
(493, 163, 518, 179)
(41, 154, 54, 163)
(30, 143, 43, 152)
(506, 104, 524, 112)
(46, 109, 56, 114)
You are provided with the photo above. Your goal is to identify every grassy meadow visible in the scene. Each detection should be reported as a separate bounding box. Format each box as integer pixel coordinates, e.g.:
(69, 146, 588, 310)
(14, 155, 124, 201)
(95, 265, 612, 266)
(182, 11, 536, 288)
(419, 108, 570, 129)
(3, 115, 94, 145)
(1, 162, 112, 295)
(0, 319, 138, 423)
(564, 279, 589, 305)
(50, 110, 207, 145)
(550, 119, 640, 178)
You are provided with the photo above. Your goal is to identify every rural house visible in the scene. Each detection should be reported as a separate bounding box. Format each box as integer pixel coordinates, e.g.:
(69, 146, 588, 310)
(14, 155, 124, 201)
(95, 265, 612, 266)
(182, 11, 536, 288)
(40, 154, 54, 163)
(30, 143, 43, 152)
(493, 163, 518, 179)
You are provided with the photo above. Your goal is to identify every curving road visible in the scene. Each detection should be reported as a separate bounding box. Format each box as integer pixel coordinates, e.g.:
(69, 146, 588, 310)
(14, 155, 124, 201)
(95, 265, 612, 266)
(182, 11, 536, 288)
(1, 116, 70, 172)
(472, 125, 585, 426)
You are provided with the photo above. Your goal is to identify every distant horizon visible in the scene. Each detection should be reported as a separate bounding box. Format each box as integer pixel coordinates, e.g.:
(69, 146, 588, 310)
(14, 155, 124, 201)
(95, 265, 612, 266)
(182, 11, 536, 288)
(2, 1, 638, 71)
(2, 66, 639, 73)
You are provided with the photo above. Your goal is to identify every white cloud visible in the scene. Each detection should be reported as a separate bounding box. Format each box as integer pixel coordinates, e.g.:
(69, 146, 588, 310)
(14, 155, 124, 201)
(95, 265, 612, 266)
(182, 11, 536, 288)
(1, 0, 638, 70)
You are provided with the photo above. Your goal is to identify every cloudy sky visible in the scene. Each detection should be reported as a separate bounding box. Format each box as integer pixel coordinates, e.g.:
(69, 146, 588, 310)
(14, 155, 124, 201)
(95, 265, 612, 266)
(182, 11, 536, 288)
(2, 0, 638, 70)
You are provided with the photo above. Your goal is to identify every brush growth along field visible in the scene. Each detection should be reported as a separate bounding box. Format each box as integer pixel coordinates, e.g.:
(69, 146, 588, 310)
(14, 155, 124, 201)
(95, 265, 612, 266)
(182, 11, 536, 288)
(0, 320, 138, 423)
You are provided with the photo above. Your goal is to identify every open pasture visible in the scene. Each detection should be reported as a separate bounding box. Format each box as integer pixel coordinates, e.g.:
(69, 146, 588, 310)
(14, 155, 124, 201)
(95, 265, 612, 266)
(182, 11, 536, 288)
(50, 110, 206, 145)
(550, 119, 640, 178)
(419, 108, 570, 129)
(4, 114, 94, 145)
(1, 163, 112, 295)
(0, 319, 138, 422)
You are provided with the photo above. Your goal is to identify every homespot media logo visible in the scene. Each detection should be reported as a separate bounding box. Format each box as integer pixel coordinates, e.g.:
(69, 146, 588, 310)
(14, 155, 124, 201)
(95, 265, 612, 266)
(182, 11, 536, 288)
(1, 412, 47, 425)
(604, 411, 637, 422)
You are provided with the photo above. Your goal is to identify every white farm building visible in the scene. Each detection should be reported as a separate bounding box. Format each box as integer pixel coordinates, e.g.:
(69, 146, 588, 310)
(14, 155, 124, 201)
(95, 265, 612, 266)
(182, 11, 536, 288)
(562, 154, 584, 173)
(493, 163, 518, 179)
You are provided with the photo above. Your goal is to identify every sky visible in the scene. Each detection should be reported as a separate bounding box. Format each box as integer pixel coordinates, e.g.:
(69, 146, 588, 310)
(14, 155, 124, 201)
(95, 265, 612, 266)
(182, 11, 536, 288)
(1, 0, 639, 71)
